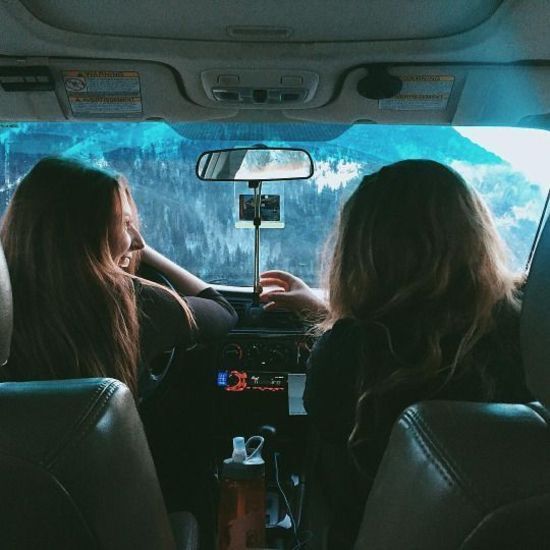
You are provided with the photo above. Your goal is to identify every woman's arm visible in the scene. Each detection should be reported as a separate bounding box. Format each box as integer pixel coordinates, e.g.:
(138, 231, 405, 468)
(138, 246, 238, 348)
(186, 288, 238, 343)
(140, 244, 209, 296)
(260, 270, 328, 317)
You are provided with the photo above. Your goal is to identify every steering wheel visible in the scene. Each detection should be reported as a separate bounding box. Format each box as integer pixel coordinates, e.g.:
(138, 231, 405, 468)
(137, 264, 177, 401)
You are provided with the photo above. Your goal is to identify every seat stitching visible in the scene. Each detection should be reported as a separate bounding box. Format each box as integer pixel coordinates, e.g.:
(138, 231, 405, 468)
(399, 414, 456, 489)
(39, 380, 112, 465)
(407, 408, 491, 510)
(401, 409, 488, 511)
(45, 381, 120, 469)
(0, 452, 100, 546)
(41, 379, 115, 465)
(410, 406, 550, 504)
(525, 402, 550, 425)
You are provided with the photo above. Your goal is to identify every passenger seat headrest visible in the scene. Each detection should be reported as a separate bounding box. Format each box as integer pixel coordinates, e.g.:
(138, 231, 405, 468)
(521, 215, 550, 407)
(0, 243, 12, 366)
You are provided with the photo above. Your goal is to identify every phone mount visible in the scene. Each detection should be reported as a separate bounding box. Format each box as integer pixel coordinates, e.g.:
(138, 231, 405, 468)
(248, 179, 263, 305)
(195, 146, 314, 304)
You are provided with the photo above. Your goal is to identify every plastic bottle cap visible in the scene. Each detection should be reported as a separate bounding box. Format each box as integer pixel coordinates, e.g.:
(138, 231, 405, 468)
(232, 436, 247, 463)
(222, 435, 265, 480)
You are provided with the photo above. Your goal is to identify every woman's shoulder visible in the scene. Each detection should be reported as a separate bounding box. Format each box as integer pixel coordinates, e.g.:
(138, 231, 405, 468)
(134, 278, 167, 297)
(133, 279, 185, 322)
(491, 296, 521, 337)
(305, 318, 364, 429)
(317, 317, 363, 345)
(309, 318, 367, 374)
(480, 295, 533, 402)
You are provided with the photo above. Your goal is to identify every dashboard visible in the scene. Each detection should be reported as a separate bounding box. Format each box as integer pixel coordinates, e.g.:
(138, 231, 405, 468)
(214, 293, 312, 544)
(219, 292, 311, 372)
(138, 264, 312, 433)
(219, 334, 310, 391)
(215, 292, 312, 436)
(139, 266, 312, 408)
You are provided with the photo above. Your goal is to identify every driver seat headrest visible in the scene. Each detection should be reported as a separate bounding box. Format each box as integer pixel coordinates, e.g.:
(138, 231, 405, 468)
(0, 242, 12, 366)
(521, 213, 550, 407)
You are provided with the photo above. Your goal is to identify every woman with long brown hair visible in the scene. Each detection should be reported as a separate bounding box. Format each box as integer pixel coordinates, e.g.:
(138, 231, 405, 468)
(0, 157, 237, 399)
(260, 159, 532, 548)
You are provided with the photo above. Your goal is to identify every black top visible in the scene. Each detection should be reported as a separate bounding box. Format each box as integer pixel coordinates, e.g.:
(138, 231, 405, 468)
(136, 282, 238, 397)
(303, 302, 533, 548)
(137, 282, 237, 361)
(1, 282, 237, 398)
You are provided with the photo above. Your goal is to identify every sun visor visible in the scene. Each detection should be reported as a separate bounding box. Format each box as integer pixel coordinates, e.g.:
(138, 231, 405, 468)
(285, 65, 550, 128)
(0, 58, 238, 122)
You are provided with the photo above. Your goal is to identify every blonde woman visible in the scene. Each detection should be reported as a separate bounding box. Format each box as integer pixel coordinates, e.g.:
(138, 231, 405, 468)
(261, 159, 532, 548)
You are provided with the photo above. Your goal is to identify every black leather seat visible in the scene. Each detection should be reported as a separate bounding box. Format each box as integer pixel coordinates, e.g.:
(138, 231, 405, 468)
(354, 220, 550, 548)
(0, 245, 198, 549)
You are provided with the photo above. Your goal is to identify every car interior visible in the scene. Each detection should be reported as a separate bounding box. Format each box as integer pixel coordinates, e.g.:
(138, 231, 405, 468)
(1, 1, 550, 549)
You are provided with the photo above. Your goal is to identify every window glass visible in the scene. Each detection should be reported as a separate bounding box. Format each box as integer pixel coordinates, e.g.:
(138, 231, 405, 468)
(1, 122, 548, 286)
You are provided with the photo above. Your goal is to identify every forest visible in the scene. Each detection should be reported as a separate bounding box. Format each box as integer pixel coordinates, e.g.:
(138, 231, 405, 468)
(0, 122, 544, 285)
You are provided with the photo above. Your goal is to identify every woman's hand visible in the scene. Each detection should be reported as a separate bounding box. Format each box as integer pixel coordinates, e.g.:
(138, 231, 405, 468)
(260, 270, 328, 317)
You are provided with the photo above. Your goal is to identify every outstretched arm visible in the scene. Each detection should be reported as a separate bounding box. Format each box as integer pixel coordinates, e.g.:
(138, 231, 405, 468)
(140, 245, 209, 296)
(260, 270, 328, 317)
(138, 246, 238, 347)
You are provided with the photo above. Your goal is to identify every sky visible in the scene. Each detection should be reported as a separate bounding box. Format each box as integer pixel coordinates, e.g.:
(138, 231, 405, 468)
(314, 126, 550, 192)
(456, 127, 550, 190)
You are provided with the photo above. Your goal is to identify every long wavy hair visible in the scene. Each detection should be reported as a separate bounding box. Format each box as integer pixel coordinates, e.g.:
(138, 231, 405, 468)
(0, 157, 193, 395)
(322, 160, 519, 452)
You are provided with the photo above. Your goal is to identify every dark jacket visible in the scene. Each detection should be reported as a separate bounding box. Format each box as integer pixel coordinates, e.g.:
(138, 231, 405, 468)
(136, 282, 237, 398)
(1, 282, 237, 400)
(303, 301, 533, 548)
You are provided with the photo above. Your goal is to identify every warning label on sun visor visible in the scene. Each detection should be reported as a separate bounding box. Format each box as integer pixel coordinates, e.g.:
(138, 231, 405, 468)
(379, 75, 454, 111)
(63, 70, 142, 117)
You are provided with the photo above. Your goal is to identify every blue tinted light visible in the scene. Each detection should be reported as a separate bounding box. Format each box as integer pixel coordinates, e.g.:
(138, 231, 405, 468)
(217, 370, 229, 387)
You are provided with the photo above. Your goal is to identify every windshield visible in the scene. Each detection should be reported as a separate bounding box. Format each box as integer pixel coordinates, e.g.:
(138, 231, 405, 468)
(1, 122, 548, 286)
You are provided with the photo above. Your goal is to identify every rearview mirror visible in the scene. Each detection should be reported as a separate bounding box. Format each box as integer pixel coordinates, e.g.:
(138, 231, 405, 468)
(196, 147, 313, 182)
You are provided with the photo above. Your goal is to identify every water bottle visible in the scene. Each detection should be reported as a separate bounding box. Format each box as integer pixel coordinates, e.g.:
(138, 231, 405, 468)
(218, 435, 266, 550)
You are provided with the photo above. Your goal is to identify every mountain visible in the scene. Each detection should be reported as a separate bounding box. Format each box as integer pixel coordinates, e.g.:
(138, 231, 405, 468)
(0, 122, 542, 285)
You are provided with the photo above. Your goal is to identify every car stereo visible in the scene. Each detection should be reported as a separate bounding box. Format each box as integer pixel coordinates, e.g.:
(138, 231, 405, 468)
(217, 369, 307, 416)
(217, 369, 287, 392)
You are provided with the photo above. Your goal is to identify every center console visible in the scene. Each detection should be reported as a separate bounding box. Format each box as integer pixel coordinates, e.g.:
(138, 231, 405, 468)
(215, 333, 309, 434)
(213, 296, 313, 548)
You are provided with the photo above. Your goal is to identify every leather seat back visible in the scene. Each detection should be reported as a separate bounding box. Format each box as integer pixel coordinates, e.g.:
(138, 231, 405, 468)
(354, 401, 550, 549)
(354, 209, 550, 548)
(0, 378, 178, 550)
(0, 238, 12, 365)
(521, 212, 550, 407)
(0, 239, 180, 549)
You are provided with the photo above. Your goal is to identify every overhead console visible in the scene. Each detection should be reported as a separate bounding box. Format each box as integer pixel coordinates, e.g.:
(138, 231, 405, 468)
(201, 69, 319, 108)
